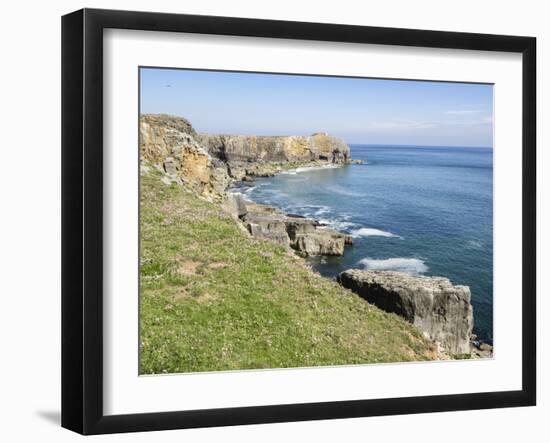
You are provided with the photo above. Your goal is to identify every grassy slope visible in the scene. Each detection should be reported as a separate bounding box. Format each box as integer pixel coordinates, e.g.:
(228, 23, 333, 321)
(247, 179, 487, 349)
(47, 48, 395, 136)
(139, 167, 437, 374)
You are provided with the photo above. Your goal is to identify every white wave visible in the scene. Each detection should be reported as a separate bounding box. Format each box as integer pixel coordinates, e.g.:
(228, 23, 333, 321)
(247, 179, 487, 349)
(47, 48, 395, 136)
(298, 205, 330, 218)
(351, 227, 400, 238)
(282, 164, 342, 175)
(359, 257, 428, 274)
(314, 206, 330, 216)
(318, 219, 357, 231)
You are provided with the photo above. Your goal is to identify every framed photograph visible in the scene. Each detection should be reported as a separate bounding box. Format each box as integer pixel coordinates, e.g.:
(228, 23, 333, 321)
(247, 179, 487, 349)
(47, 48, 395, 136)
(61, 8, 536, 434)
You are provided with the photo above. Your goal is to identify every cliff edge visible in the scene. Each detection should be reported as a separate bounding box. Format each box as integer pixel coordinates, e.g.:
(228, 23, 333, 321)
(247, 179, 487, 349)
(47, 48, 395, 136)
(199, 132, 350, 167)
(337, 269, 474, 355)
(140, 113, 353, 197)
(140, 113, 355, 257)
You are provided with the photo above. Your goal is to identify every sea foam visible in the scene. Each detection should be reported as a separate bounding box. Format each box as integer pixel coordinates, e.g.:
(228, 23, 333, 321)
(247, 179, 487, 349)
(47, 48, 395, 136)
(281, 164, 342, 175)
(351, 227, 399, 238)
(359, 257, 428, 274)
(318, 219, 357, 231)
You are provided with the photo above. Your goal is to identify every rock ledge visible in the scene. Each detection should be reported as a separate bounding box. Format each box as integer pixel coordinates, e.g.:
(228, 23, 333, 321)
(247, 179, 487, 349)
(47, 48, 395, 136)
(337, 269, 474, 354)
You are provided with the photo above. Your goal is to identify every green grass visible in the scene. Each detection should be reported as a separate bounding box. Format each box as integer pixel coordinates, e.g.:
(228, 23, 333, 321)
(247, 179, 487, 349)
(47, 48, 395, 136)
(139, 167, 437, 374)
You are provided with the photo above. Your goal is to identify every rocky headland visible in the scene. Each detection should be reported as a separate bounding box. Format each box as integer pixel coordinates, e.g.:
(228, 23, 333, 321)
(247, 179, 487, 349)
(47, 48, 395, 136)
(140, 113, 483, 358)
(140, 114, 354, 195)
(140, 113, 355, 257)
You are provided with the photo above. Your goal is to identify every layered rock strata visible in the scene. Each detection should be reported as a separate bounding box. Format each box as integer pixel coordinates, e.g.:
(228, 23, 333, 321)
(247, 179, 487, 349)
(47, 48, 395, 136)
(140, 114, 354, 256)
(199, 132, 350, 165)
(140, 114, 352, 195)
(199, 132, 351, 182)
(337, 269, 474, 354)
(140, 114, 231, 199)
(229, 195, 352, 256)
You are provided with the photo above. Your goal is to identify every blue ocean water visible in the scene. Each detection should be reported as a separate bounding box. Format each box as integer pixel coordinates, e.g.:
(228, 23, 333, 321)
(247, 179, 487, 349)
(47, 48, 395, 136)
(241, 145, 493, 342)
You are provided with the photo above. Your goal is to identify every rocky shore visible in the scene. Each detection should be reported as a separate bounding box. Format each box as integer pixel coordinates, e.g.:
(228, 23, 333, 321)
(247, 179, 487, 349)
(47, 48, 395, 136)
(337, 270, 474, 355)
(225, 195, 353, 256)
(140, 113, 355, 257)
(140, 113, 354, 199)
(140, 113, 485, 358)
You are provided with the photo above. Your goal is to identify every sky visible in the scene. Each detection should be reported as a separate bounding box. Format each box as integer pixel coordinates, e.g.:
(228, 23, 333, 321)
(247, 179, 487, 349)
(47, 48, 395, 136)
(140, 68, 493, 147)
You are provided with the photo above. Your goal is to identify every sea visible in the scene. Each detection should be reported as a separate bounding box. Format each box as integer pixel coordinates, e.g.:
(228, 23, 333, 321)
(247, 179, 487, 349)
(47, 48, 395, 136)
(236, 145, 493, 343)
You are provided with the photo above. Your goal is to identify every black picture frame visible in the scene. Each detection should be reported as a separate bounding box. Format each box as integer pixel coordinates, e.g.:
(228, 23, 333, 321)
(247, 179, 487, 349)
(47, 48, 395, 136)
(61, 8, 536, 435)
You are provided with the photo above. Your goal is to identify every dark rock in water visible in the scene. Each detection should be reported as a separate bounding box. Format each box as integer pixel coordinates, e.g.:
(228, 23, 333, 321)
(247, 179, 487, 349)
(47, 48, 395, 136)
(336, 269, 474, 354)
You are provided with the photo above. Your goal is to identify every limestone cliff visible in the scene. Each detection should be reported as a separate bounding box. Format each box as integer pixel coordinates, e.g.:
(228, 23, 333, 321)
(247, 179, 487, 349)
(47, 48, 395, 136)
(199, 132, 351, 165)
(337, 269, 474, 354)
(140, 114, 352, 196)
(140, 114, 230, 199)
(140, 114, 354, 256)
(231, 196, 352, 256)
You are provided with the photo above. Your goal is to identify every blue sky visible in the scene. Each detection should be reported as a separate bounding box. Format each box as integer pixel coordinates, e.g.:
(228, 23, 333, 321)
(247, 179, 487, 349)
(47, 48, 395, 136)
(140, 68, 493, 147)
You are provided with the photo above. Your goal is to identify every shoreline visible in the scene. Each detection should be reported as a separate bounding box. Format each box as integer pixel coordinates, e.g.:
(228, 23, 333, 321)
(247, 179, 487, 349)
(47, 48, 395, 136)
(224, 164, 355, 258)
(226, 164, 493, 355)
(140, 113, 491, 358)
(139, 165, 442, 372)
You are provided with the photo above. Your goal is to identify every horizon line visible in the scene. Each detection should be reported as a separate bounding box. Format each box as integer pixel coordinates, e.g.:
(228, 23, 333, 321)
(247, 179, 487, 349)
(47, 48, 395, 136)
(139, 114, 493, 150)
(348, 142, 493, 149)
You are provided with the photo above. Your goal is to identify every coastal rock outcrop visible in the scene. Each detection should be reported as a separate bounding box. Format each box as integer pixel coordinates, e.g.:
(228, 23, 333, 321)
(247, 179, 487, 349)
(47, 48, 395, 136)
(140, 114, 230, 199)
(238, 200, 351, 256)
(140, 114, 355, 256)
(199, 133, 351, 166)
(336, 269, 474, 354)
(140, 114, 353, 195)
(293, 231, 346, 256)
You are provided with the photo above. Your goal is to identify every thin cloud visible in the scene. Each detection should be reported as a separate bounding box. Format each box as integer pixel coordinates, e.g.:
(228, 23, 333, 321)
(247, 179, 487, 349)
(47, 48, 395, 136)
(367, 120, 437, 131)
(444, 115, 493, 126)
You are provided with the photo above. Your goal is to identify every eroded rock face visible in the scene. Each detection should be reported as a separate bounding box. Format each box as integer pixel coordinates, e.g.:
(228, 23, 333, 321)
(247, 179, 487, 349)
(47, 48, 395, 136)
(140, 114, 353, 197)
(336, 270, 474, 354)
(293, 230, 346, 256)
(140, 114, 230, 198)
(238, 201, 351, 256)
(199, 133, 351, 165)
(140, 114, 354, 257)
